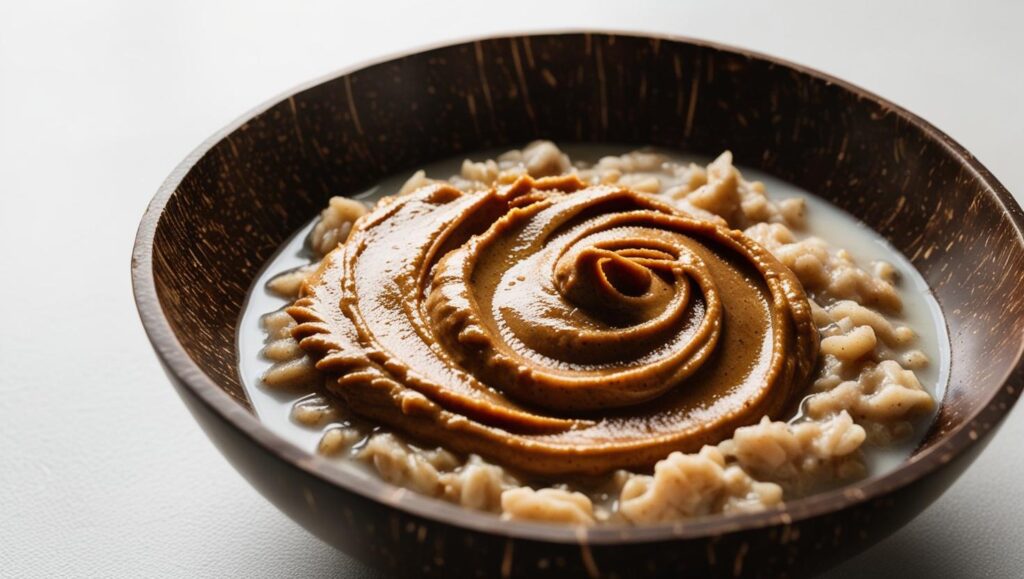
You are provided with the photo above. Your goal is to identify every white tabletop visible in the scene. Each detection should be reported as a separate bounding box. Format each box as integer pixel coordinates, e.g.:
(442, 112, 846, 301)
(2, 1, 1022, 576)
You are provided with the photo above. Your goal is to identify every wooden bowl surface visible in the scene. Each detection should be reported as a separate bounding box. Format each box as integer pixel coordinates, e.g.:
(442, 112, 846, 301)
(132, 32, 1024, 578)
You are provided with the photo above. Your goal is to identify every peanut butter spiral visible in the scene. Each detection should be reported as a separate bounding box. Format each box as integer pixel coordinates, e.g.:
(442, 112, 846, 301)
(290, 175, 817, 475)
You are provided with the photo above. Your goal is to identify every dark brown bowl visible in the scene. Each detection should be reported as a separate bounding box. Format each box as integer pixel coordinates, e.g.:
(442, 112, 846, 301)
(132, 32, 1024, 578)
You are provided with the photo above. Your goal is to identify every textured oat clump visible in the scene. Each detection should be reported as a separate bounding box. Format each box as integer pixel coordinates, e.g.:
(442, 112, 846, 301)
(260, 141, 935, 525)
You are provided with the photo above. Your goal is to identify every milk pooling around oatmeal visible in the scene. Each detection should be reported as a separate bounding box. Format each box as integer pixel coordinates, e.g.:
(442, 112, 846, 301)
(237, 143, 948, 525)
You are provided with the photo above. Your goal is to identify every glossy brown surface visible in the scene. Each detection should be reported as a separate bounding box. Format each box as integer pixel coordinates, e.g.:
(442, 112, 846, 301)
(288, 174, 817, 475)
(133, 33, 1024, 577)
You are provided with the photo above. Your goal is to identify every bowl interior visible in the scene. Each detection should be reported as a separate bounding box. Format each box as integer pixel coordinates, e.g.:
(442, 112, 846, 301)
(141, 32, 1024, 535)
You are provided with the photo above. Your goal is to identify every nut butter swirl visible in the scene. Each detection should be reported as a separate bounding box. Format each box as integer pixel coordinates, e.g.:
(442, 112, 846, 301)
(289, 175, 817, 475)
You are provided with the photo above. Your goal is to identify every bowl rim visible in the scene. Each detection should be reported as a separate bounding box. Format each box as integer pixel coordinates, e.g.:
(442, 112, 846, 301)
(132, 29, 1024, 545)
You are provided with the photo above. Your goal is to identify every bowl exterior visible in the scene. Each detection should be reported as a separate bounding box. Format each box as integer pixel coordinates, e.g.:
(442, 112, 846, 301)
(167, 358, 999, 578)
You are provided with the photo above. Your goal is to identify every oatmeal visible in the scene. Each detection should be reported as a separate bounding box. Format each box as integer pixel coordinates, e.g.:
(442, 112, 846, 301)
(242, 142, 943, 525)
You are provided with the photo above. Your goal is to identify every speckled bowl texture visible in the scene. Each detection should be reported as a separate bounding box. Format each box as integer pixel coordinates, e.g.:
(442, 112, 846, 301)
(132, 33, 1024, 578)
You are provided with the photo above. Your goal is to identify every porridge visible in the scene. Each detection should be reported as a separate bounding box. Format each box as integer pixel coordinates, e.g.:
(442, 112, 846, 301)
(239, 142, 947, 525)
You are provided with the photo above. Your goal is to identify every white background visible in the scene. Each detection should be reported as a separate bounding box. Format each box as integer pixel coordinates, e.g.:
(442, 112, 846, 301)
(2, 1, 1022, 577)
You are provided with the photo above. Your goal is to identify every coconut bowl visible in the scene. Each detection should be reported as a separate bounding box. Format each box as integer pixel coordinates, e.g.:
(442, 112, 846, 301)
(131, 32, 1024, 578)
